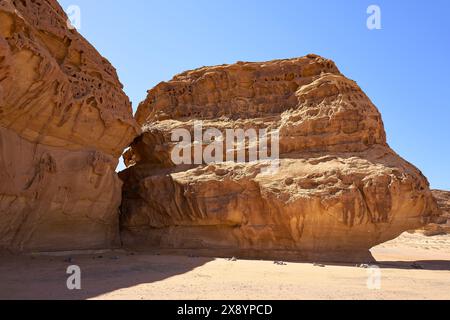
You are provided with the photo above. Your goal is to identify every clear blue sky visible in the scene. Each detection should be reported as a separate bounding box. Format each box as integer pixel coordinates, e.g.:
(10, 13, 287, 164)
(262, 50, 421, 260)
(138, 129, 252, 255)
(59, 0, 450, 190)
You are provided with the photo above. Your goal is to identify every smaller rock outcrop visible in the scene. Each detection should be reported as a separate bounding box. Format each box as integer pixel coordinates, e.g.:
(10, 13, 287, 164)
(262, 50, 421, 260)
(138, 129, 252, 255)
(0, 0, 140, 252)
(120, 55, 440, 262)
(420, 190, 450, 236)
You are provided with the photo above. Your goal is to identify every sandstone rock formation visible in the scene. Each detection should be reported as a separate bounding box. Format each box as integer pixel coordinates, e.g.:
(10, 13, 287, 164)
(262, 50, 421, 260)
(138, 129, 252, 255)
(120, 55, 440, 262)
(0, 0, 140, 251)
(420, 190, 450, 236)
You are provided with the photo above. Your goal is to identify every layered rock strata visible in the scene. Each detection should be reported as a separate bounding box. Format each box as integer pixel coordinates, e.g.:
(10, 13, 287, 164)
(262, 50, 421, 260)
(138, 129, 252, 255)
(121, 55, 439, 262)
(0, 0, 140, 251)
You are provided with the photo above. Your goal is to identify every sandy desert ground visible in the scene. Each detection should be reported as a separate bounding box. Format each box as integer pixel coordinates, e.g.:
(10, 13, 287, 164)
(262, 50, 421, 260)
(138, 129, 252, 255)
(0, 232, 449, 300)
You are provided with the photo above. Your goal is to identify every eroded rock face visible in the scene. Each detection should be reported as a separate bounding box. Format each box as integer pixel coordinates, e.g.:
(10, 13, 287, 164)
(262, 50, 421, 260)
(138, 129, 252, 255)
(421, 190, 450, 236)
(121, 55, 439, 262)
(0, 0, 140, 251)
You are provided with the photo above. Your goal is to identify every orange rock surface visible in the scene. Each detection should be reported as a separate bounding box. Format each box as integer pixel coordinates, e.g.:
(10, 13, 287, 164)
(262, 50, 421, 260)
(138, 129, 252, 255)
(121, 56, 439, 262)
(0, 0, 140, 251)
(0, 2, 441, 261)
(421, 190, 450, 236)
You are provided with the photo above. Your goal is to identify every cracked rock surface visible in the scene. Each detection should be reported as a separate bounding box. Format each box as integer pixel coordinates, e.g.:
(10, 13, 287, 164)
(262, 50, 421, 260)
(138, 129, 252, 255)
(0, 0, 140, 251)
(121, 56, 439, 262)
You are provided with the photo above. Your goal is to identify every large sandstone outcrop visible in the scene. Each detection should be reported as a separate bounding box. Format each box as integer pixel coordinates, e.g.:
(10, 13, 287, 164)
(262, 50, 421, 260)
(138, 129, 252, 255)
(121, 55, 439, 262)
(0, 0, 140, 251)
(432, 190, 450, 220)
